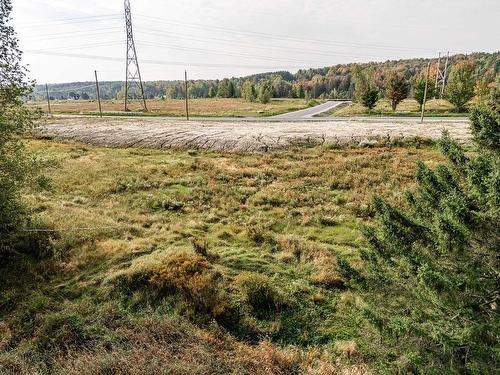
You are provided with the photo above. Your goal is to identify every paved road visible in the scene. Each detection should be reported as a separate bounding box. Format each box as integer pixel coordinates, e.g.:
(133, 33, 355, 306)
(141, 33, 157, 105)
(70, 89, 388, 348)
(272, 101, 349, 119)
(50, 113, 468, 123)
(39, 116, 470, 153)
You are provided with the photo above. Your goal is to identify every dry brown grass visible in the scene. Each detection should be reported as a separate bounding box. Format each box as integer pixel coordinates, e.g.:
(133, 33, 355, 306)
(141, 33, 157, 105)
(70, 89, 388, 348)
(0, 139, 445, 374)
(334, 98, 458, 117)
(28, 98, 311, 117)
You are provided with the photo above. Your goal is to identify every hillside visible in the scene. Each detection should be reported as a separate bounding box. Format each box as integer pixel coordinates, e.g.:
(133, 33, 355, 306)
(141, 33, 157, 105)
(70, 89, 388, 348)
(32, 52, 500, 101)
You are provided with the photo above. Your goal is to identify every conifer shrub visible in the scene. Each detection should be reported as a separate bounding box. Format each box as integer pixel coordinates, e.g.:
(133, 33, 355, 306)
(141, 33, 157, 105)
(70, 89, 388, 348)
(342, 103, 499, 373)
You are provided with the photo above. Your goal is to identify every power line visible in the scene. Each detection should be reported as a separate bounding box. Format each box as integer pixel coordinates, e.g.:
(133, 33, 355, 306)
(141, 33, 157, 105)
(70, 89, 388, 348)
(135, 14, 443, 54)
(135, 27, 393, 60)
(137, 40, 353, 66)
(15, 14, 122, 27)
(24, 50, 332, 70)
(22, 29, 124, 42)
(34, 40, 124, 52)
(22, 26, 123, 40)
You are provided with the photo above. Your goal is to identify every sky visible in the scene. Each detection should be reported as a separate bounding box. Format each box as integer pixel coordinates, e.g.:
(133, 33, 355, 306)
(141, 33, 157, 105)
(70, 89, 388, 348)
(10, 0, 500, 84)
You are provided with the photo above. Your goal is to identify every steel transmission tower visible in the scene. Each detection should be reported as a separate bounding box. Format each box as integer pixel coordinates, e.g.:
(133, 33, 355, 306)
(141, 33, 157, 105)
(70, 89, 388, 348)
(124, 0, 147, 111)
(434, 52, 450, 99)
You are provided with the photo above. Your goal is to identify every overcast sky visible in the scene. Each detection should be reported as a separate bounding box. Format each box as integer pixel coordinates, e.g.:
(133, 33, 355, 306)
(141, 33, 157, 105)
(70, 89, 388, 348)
(11, 0, 500, 84)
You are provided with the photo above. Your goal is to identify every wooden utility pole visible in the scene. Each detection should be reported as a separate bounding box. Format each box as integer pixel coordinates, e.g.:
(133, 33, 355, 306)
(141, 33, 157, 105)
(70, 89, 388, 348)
(185, 70, 189, 121)
(94, 70, 103, 118)
(421, 61, 432, 123)
(45, 84, 52, 116)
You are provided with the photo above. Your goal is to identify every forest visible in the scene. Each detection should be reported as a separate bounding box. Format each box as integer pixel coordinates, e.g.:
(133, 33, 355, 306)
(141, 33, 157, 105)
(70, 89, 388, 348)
(33, 52, 499, 105)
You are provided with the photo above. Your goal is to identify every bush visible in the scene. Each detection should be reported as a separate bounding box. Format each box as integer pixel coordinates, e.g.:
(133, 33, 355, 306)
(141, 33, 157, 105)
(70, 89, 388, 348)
(235, 272, 281, 311)
(469, 105, 500, 150)
(149, 253, 224, 316)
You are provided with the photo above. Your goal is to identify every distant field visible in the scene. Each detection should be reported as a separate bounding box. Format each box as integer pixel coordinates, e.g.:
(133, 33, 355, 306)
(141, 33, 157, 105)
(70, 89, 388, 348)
(330, 98, 463, 117)
(28, 98, 313, 118)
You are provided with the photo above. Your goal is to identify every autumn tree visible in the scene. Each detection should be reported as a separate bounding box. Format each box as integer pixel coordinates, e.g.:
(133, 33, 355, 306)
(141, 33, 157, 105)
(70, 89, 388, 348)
(386, 72, 409, 111)
(241, 80, 256, 102)
(446, 60, 476, 112)
(353, 65, 379, 112)
(352, 65, 369, 103)
(474, 78, 490, 105)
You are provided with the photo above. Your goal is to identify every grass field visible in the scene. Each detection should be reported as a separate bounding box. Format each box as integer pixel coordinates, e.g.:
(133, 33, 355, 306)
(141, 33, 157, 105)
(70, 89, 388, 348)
(29, 98, 315, 118)
(331, 98, 463, 117)
(0, 138, 446, 374)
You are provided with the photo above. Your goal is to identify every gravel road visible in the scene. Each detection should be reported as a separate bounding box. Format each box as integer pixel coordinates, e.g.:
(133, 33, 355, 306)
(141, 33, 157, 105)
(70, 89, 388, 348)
(38, 116, 471, 153)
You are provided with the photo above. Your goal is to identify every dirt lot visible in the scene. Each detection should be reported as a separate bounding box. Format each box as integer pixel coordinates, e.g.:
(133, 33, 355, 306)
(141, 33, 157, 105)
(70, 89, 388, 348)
(38, 116, 471, 153)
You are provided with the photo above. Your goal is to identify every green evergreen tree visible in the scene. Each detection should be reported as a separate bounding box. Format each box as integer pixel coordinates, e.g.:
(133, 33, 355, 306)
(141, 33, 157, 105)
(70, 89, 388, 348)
(227, 80, 235, 98)
(361, 88, 379, 112)
(386, 71, 410, 111)
(341, 102, 499, 373)
(488, 75, 500, 112)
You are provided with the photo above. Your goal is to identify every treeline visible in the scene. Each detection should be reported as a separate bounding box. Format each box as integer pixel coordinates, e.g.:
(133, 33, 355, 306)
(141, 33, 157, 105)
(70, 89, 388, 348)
(33, 52, 499, 108)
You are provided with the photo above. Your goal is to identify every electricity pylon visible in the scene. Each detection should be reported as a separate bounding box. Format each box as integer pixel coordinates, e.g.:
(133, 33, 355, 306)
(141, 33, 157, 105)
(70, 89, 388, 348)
(434, 52, 450, 99)
(124, 0, 147, 111)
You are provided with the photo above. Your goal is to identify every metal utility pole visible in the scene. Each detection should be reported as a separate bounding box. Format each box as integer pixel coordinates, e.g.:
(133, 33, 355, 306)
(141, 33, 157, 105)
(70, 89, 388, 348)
(185, 70, 189, 121)
(45, 84, 51, 116)
(440, 52, 450, 99)
(434, 51, 450, 99)
(94, 70, 103, 118)
(421, 61, 431, 123)
(124, 0, 147, 112)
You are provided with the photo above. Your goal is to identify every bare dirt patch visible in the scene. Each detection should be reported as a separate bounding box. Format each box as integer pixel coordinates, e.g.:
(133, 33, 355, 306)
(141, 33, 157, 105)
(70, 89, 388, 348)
(38, 116, 471, 153)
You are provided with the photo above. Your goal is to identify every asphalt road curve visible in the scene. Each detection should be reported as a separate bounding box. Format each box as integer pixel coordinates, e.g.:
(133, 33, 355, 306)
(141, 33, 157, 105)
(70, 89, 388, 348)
(272, 101, 349, 119)
(39, 116, 471, 153)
